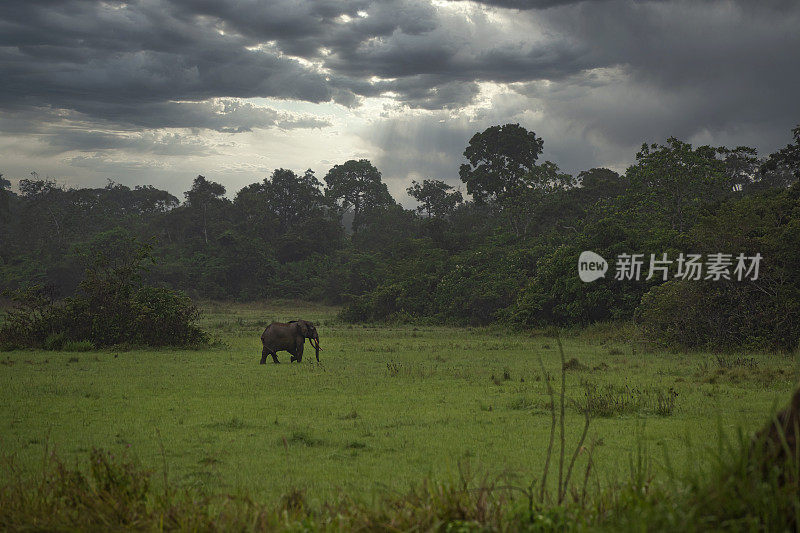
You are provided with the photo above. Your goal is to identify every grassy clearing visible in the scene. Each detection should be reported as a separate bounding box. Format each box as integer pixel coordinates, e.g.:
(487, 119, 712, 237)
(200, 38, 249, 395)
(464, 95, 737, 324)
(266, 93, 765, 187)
(0, 300, 798, 510)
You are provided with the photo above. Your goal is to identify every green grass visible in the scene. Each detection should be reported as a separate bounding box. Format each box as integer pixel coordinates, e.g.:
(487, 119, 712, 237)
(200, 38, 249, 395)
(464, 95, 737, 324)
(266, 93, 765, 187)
(1, 299, 798, 509)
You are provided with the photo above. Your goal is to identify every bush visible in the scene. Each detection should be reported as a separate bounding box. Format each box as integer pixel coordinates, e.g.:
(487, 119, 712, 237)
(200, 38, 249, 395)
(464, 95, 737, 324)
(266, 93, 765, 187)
(0, 287, 75, 350)
(338, 239, 446, 322)
(636, 279, 800, 352)
(638, 184, 800, 352)
(44, 331, 67, 351)
(0, 232, 207, 349)
(502, 220, 652, 329)
(430, 246, 530, 325)
(62, 340, 95, 352)
(340, 243, 528, 325)
(132, 286, 206, 346)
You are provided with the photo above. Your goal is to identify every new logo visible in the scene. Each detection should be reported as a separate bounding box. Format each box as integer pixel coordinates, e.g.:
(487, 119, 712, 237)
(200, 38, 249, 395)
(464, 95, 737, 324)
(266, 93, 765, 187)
(578, 251, 608, 282)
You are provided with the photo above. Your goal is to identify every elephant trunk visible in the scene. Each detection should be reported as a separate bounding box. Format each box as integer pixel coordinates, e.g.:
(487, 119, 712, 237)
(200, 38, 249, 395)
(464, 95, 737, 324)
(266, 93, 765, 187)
(314, 334, 320, 362)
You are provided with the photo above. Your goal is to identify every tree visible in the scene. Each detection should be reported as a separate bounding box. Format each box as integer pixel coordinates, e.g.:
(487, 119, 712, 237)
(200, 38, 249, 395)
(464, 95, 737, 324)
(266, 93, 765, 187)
(0, 230, 206, 349)
(501, 160, 576, 236)
(184, 175, 229, 246)
(459, 123, 544, 203)
(324, 159, 394, 233)
(637, 183, 800, 352)
(577, 168, 628, 201)
(406, 179, 463, 218)
(0, 174, 11, 221)
(626, 138, 728, 235)
(17, 178, 69, 247)
(525, 160, 576, 192)
(0, 174, 14, 262)
(234, 168, 342, 262)
(262, 168, 327, 233)
(717, 146, 760, 193)
(760, 124, 800, 188)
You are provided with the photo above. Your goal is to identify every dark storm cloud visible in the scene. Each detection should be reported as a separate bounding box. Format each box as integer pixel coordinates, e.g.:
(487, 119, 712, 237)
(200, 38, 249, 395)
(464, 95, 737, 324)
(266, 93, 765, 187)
(391, 80, 482, 110)
(354, 0, 800, 193)
(70, 100, 331, 133)
(40, 130, 217, 157)
(450, 0, 612, 9)
(0, 99, 329, 160)
(0, 0, 600, 127)
(1, 0, 799, 185)
(0, 0, 338, 132)
(524, 1, 800, 150)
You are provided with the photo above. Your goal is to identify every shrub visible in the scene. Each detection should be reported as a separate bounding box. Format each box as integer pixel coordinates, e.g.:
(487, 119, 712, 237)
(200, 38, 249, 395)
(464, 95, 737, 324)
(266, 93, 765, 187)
(636, 278, 800, 352)
(341, 243, 529, 325)
(431, 246, 530, 325)
(638, 184, 800, 352)
(0, 232, 207, 349)
(131, 286, 206, 346)
(0, 287, 77, 350)
(43, 331, 67, 351)
(62, 340, 95, 352)
(581, 381, 678, 417)
(502, 235, 649, 329)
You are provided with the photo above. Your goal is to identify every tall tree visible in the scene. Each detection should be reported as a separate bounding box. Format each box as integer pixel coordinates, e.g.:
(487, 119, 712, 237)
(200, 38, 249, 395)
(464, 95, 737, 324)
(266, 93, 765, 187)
(717, 146, 760, 193)
(577, 168, 627, 201)
(324, 159, 394, 233)
(525, 160, 577, 192)
(459, 123, 544, 203)
(0, 174, 11, 222)
(184, 175, 229, 246)
(263, 168, 327, 233)
(503, 160, 575, 236)
(17, 178, 68, 247)
(233, 168, 342, 262)
(0, 174, 14, 261)
(406, 179, 463, 218)
(760, 124, 800, 188)
(626, 138, 728, 234)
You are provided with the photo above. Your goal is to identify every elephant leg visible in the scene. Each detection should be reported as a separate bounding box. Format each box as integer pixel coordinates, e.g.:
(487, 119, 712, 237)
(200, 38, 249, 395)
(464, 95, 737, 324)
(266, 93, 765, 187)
(289, 342, 304, 363)
(260, 346, 268, 364)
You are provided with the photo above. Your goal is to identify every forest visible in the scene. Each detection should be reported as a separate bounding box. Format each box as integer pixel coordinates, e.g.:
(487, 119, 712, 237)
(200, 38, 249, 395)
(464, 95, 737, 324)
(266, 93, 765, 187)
(2, 122, 800, 351)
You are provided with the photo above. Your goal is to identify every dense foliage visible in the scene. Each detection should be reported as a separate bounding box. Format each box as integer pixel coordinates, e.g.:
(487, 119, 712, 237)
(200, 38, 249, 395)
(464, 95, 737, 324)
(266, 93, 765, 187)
(0, 230, 206, 349)
(2, 124, 800, 350)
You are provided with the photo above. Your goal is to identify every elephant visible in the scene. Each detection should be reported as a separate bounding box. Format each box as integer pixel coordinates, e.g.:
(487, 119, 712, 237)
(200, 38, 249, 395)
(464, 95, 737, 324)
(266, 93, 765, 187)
(260, 320, 321, 364)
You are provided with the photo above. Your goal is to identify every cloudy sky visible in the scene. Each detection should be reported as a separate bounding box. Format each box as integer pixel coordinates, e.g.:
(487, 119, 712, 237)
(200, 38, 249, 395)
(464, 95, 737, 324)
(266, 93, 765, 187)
(1, 0, 799, 204)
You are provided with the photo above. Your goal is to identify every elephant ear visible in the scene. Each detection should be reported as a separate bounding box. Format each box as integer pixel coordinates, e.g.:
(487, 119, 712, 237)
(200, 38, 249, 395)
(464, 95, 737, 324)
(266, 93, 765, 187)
(296, 320, 310, 337)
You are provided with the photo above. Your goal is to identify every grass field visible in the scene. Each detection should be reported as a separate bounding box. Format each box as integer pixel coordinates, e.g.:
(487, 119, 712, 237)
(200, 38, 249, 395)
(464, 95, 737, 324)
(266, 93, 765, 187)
(1, 301, 798, 508)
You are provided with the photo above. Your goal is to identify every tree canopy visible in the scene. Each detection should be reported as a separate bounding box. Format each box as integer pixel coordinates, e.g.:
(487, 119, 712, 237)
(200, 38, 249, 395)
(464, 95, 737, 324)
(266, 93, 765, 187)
(406, 179, 463, 218)
(324, 159, 394, 233)
(459, 123, 544, 203)
(3, 123, 800, 351)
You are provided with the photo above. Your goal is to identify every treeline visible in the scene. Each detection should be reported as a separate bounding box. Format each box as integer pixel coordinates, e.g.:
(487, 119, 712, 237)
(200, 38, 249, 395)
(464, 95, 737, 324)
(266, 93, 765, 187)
(1, 124, 799, 350)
